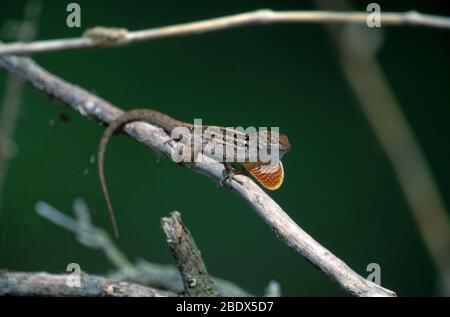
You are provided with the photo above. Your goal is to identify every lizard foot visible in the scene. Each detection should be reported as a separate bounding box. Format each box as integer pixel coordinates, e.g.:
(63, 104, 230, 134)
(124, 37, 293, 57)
(220, 164, 244, 187)
(163, 135, 183, 145)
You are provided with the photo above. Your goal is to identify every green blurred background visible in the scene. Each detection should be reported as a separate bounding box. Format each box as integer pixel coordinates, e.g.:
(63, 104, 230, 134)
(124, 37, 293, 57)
(0, 0, 449, 296)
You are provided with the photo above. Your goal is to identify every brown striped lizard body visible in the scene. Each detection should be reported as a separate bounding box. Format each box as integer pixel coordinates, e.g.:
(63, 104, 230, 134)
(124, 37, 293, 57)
(98, 109, 291, 237)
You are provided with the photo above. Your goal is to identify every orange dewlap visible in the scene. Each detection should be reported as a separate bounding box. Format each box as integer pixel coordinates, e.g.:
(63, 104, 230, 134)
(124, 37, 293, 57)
(242, 161, 284, 190)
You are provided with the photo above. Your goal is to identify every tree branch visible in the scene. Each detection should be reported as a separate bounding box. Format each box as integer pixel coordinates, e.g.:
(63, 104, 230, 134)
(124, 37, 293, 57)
(0, 271, 176, 297)
(0, 9, 449, 56)
(0, 55, 396, 297)
(317, 0, 450, 295)
(161, 211, 219, 297)
(35, 199, 252, 297)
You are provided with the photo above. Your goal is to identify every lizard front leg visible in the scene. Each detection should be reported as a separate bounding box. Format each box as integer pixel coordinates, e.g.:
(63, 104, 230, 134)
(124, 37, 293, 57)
(163, 134, 183, 145)
(221, 163, 244, 187)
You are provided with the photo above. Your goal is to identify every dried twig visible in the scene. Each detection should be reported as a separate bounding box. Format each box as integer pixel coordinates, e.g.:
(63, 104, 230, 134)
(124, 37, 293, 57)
(36, 200, 133, 269)
(0, 9, 449, 56)
(161, 211, 219, 297)
(0, 271, 176, 297)
(0, 55, 395, 296)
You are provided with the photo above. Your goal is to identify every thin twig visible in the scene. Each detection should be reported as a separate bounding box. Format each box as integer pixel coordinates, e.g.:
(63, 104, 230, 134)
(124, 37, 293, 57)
(0, 9, 449, 56)
(161, 211, 219, 297)
(36, 200, 133, 269)
(0, 271, 176, 297)
(0, 55, 396, 297)
(317, 0, 450, 295)
(0, 0, 41, 206)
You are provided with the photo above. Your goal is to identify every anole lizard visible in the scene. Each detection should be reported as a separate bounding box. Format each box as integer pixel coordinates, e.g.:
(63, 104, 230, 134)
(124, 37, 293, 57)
(97, 109, 291, 237)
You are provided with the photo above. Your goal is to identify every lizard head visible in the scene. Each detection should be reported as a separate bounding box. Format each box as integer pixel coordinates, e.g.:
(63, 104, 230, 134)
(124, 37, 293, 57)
(255, 130, 291, 160)
(278, 133, 291, 159)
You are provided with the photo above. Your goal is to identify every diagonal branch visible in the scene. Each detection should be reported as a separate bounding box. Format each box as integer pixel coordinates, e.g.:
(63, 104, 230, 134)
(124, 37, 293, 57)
(0, 9, 449, 56)
(0, 54, 396, 297)
(317, 0, 450, 295)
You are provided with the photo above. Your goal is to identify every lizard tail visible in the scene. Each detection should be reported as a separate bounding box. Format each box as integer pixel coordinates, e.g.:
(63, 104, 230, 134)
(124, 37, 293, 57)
(98, 121, 120, 238)
(97, 108, 185, 239)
